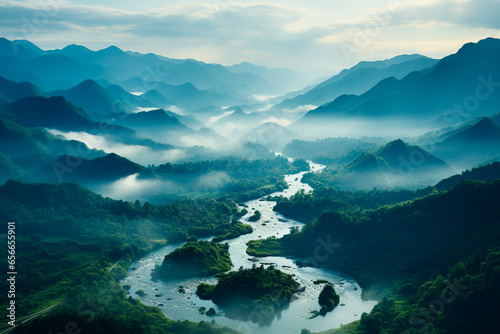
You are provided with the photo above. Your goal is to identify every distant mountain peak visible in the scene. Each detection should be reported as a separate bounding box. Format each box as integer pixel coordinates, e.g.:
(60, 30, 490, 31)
(377, 139, 449, 170)
(454, 117, 500, 141)
(98, 45, 125, 55)
(62, 44, 92, 52)
(75, 79, 102, 90)
(346, 151, 388, 173)
(447, 117, 500, 143)
(378, 138, 409, 155)
(470, 117, 498, 130)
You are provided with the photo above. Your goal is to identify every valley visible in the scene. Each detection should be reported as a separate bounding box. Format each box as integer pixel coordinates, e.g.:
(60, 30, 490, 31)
(1, 21, 500, 334)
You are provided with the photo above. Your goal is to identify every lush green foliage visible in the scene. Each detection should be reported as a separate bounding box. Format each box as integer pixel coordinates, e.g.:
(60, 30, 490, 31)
(196, 266, 300, 325)
(259, 181, 500, 292)
(0, 180, 243, 332)
(318, 285, 340, 315)
(151, 156, 309, 201)
(270, 186, 433, 224)
(254, 180, 500, 333)
(0, 179, 241, 245)
(246, 236, 292, 257)
(247, 209, 262, 222)
(435, 161, 500, 190)
(212, 220, 253, 242)
(10, 281, 238, 334)
(329, 249, 500, 334)
(152, 241, 232, 279)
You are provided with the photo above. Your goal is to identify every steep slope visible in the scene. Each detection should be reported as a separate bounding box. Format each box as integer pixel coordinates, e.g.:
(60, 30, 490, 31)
(105, 84, 157, 110)
(0, 53, 107, 91)
(50, 79, 128, 116)
(345, 151, 388, 173)
(0, 152, 27, 181)
(491, 112, 500, 127)
(50, 153, 146, 183)
(0, 38, 43, 59)
(3, 96, 96, 131)
(435, 162, 500, 190)
(140, 89, 175, 107)
(377, 139, 450, 171)
(293, 38, 500, 134)
(107, 109, 192, 133)
(0, 38, 269, 108)
(0, 116, 104, 180)
(154, 82, 248, 109)
(276, 55, 437, 110)
(49, 43, 273, 96)
(0, 75, 44, 102)
(432, 117, 500, 168)
(332, 140, 451, 189)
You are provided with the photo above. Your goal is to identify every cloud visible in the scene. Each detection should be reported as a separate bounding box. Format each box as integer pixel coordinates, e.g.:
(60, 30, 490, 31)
(393, 0, 500, 30)
(48, 129, 187, 164)
(98, 173, 179, 202)
(0, 1, 335, 69)
(0, 0, 498, 71)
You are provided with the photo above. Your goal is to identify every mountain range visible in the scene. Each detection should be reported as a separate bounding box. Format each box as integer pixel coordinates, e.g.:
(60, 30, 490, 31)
(275, 54, 438, 111)
(335, 139, 451, 189)
(50, 79, 128, 117)
(0, 115, 104, 182)
(0, 37, 285, 109)
(429, 117, 500, 169)
(292, 38, 500, 136)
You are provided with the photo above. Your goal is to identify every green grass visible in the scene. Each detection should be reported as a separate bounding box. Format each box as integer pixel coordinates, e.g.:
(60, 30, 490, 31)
(246, 237, 292, 256)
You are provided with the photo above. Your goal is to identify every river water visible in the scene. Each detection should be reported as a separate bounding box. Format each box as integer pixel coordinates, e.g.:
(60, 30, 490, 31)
(120, 162, 376, 333)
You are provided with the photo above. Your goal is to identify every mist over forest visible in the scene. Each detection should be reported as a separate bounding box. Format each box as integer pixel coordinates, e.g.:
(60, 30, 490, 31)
(1, 5, 500, 333)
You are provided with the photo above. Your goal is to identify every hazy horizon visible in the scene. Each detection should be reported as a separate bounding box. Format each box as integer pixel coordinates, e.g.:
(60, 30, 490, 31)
(1, 0, 499, 73)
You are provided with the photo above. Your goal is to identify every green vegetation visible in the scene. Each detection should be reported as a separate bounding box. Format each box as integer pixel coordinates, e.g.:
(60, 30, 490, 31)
(0, 180, 244, 333)
(196, 266, 300, 325)
(252, 180, 500, 333)
(435, 161, 500, 190)
(152, 241, 232, 279)
(206, 307, 217, 317)
(152, 156, 309, 202)
(247, 210, 262, 222)
(270, 187, 433, 224)
(318, 285, 340, 315)
(315, 249, 500, 334)
(9, 281, 238, 334)
(212, 220, 253, 242)
(136, 289, 147, 296)
(309, 285, 340, 319)
(246, 237, 292, 257)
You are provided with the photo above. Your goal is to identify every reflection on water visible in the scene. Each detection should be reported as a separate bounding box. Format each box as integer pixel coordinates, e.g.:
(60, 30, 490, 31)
(121, 162, 376, 333)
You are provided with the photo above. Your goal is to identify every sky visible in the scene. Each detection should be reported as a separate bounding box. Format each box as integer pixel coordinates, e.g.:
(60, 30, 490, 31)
(1, 0, 499, 73)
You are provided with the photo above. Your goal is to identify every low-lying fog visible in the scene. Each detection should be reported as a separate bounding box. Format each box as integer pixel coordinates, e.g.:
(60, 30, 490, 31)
(96, 171, 232, 203)
(45, 106, 495, 203)
(48, 129, 187, 165)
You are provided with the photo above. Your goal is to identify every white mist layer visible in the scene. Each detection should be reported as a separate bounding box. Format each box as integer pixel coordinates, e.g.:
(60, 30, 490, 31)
(98, 173, 178, 201)
(48, 129, 186, 165)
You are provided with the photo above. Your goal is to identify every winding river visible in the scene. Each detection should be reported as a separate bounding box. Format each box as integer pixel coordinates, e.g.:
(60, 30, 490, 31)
(120, 162, 376, 333)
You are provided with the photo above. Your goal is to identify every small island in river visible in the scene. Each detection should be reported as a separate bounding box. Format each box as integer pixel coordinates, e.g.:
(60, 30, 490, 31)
(196, 265, 301, 325)
(152, 241, 232, 279)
